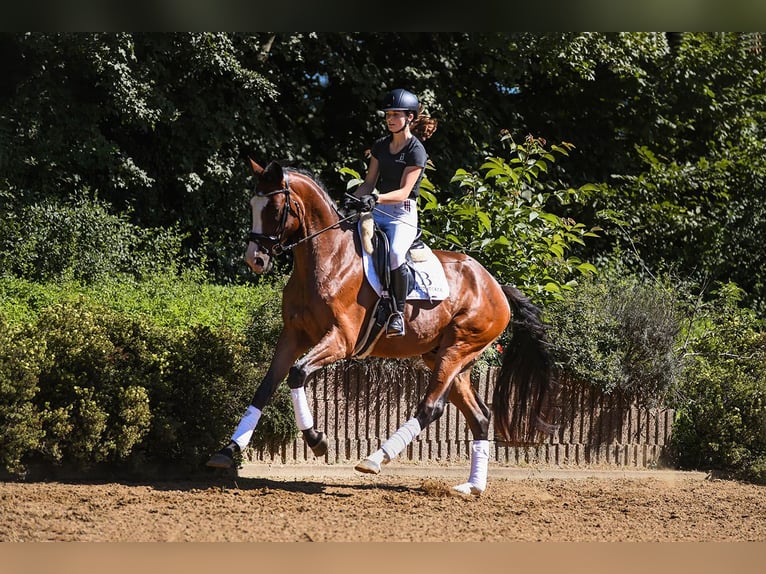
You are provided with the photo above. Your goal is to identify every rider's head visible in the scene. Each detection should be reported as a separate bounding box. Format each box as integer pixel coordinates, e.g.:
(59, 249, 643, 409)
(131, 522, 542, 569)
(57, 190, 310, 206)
(380, 88, 438, 141)
(381, 89, 419, 135)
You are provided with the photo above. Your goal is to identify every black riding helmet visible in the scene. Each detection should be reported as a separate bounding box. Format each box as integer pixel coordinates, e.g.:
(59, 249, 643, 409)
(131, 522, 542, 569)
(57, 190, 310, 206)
(381, 88, 419, 118)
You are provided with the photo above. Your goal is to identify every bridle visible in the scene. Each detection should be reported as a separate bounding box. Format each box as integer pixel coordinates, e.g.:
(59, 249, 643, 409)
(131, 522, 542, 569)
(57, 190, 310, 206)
(248, 170, 359, 257)
(248, 171, 295, 256)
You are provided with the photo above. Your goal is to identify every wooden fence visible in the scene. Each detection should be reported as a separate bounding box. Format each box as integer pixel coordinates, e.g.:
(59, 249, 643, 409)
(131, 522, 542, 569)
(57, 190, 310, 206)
(247, 361, 675, 468)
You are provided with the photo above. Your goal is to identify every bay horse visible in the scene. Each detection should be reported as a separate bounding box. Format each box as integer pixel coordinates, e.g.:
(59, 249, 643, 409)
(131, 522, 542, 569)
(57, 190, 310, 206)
(207, 159, 559, 495)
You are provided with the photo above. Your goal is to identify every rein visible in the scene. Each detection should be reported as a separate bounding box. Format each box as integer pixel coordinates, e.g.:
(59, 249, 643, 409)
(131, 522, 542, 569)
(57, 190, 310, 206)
(273, 211, 359, 255)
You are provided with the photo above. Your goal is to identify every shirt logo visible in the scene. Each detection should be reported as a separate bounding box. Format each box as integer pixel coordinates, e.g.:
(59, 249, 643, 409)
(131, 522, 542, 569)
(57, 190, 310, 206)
(396, 153, 406, 164)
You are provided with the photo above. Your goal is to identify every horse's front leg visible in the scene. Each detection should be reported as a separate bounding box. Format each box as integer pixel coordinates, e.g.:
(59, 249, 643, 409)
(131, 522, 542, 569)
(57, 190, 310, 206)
(207, 327, 350, 468)
(284, 328, 355, 458)
(206, 332, 307, 469)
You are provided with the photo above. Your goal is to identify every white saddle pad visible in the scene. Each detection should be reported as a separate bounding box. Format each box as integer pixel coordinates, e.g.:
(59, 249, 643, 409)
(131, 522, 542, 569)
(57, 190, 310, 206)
(361, 243, 450, 301)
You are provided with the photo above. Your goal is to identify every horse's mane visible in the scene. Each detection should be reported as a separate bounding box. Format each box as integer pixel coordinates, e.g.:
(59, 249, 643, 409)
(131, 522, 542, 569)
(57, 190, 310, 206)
(286, 166, 340, 210)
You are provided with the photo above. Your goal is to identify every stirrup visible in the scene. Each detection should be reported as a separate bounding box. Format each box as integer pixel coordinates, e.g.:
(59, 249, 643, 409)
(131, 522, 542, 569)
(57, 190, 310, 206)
(385, 312, 405, 337)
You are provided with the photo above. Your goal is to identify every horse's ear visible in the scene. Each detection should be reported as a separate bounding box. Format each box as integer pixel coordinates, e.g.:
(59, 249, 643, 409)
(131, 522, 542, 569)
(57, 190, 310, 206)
(263, 161, 283, 183)
(248, 158, 265, 175)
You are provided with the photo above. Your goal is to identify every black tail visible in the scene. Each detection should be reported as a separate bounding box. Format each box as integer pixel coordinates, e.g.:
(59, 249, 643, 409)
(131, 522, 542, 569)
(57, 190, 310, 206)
(492, 285, 561, 444)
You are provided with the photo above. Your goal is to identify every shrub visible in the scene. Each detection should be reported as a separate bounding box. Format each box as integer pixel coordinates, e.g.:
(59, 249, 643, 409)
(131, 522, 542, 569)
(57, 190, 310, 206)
(669, 283, 766, 484)
(0, 194, 185, 284)
(0, 275, 295, 478)
(31, 299, 161, 469)
(418, 134, 603, 306)
(544, 271, 682, 406)
(141, 324, 259, 471)
(0, 318, 45, 475)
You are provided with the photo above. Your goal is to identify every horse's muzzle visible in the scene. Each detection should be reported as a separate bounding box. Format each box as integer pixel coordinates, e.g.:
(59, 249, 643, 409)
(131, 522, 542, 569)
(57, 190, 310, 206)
(246, 243, 273, 274)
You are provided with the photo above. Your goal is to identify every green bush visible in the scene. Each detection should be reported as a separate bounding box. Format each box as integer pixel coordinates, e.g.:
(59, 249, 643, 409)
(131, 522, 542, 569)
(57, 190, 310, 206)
(0, 194, 185, 284)
(0, 318, 45, 475)
(31, 299, 161, 469)
(669, 283, 766, 484)
(0, 275, 295, 478)
(544, 271, 682, 406)
(142, 324, 259, 471)
(417, 134, 603, 306)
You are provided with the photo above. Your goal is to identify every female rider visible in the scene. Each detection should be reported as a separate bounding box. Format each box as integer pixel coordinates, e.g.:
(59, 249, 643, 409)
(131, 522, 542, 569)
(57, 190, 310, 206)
(352, 88, 430, 337)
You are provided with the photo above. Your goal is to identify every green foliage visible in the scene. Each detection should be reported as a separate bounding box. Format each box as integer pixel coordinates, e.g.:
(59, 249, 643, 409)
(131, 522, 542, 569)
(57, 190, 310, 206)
(250, 385, 299, 453)
(143, 324, 258, 470)
(545, 270, 682, 405)
(0, 273, 283, 333)
(3, 32, 766, 313)
(603, 32, 766, 316)
(0, 193, 187, 284)
(0, 319, 45, 474)
(0, 276, 293, 478)
(419, 134, 603, 304)
(610, 139, 766, 317)
(669, 283, 766, 484)
(31, 300, 161, 468)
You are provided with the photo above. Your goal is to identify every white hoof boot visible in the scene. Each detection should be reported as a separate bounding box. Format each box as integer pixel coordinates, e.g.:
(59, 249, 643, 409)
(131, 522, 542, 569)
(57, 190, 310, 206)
(452, 482, 484, 496)
(354, 458, 381, 474)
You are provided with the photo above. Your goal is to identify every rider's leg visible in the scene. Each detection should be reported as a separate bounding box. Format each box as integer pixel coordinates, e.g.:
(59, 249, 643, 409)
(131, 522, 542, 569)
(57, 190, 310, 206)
(386, 264, 408, 337)
(374, 200, 417, 337)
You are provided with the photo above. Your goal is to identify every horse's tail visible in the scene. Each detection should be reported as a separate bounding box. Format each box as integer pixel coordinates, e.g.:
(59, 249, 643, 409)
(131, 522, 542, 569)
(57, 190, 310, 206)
(492, 285, 561, 445)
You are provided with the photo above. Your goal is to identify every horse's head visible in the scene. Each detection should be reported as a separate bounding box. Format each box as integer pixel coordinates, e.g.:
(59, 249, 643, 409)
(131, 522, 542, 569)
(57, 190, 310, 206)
(246, 158, 344, 274)
(245, 159, 300, 274)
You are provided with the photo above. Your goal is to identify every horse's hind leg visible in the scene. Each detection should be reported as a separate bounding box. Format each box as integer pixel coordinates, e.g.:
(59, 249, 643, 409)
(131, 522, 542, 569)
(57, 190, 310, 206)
(448, 370, 491, 495)
(355, 346, 483, 479)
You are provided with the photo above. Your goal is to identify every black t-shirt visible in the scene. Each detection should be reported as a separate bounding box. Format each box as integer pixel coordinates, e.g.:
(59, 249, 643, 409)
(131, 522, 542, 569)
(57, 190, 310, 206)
(371, 135, 427, 199)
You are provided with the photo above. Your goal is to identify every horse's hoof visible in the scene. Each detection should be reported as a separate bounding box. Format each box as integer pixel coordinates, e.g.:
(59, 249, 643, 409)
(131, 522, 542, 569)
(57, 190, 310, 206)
(354, 458, 381, 474)
(452, 482, 483, 496)
(310, 436, 328, 457)
(206, 453, 234, 469)
(306, 430, 328, 457)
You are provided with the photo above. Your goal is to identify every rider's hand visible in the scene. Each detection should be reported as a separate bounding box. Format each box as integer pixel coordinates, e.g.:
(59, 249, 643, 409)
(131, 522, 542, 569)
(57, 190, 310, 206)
(357, 193, 377, 212)
(344, 193, 377, 212)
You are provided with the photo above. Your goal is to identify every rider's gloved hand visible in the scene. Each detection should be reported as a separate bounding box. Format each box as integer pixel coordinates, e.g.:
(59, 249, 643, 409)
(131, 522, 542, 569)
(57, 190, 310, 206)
(344, 193, 377, 212)
(357, 193, 377, 212)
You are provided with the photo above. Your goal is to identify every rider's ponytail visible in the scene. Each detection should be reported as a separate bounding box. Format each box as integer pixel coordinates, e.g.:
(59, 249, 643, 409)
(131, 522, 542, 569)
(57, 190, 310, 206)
(411, 105, 438, 142)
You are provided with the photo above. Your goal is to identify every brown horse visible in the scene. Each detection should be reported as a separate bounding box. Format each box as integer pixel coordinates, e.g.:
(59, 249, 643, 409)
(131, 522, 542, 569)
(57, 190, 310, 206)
(207, 159, 559, 494)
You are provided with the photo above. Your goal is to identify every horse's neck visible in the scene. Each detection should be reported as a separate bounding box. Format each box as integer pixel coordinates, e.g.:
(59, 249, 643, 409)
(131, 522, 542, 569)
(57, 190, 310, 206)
(292, 176, 354, 278)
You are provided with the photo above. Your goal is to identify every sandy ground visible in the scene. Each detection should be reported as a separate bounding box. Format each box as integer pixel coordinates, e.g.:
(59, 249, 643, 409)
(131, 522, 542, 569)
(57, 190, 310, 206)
(1, 463, 764, 543)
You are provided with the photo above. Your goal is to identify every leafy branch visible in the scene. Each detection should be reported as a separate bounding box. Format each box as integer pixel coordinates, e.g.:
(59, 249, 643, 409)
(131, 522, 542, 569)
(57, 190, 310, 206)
(419, 134, 604, 305)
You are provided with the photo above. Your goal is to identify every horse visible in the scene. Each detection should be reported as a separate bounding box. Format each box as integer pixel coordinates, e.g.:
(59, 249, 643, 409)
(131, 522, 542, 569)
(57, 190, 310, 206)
(207, 159, 559, 495)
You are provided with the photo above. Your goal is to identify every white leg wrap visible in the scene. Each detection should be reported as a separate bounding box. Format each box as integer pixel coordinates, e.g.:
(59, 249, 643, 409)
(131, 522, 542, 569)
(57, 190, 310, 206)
(231, 405, 262, 451)
(366, 449, 388, 467)
(453, 440, 490, 495)
(380, 418, 422, 461)
(290, 387, 314, 431)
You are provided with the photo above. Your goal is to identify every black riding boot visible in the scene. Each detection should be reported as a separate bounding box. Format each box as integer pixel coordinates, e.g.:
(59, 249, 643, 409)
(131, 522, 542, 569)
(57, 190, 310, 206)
(386, 264, 408, 337)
